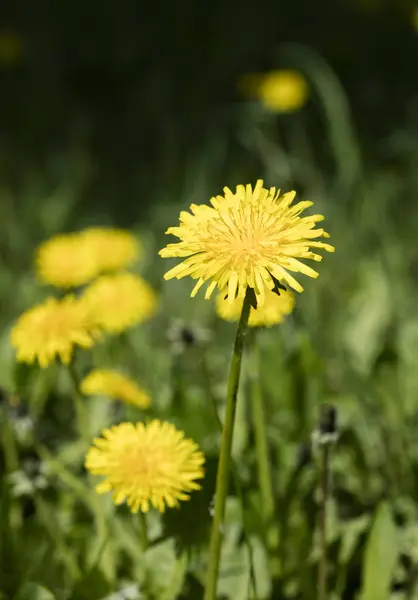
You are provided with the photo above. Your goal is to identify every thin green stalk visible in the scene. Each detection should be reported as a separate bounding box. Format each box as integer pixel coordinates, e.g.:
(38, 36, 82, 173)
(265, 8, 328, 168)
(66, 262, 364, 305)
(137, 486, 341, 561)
(204, 288, 252, 600)
(200, 349, 258, 599)
(139, 511, 149, 551)
(2, 409, 23, 529)
(316, 405, 337, 600)
(67, 363, 89, 442)
(318, 442, 330, 600)
(249, 334, 275, 528)
(2, 410, 20, 473)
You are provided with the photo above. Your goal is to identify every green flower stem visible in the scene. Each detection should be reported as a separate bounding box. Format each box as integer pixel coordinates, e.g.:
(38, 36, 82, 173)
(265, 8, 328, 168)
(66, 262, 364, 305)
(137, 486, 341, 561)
(67, 363, 89, 442)
(249, 333, 275, 528)
(204, 288, 252, 600)
(200, 349, 258, 599)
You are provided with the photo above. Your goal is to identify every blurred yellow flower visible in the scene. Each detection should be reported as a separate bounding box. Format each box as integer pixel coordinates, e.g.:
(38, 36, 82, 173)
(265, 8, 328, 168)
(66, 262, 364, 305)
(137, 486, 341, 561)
(80, 369, 151, 409)
(85, 420, 205, 513)
(257, 70, 309, 113)
(36, 233, 100, 288)
(216, 289, 295, 327)
(0, 32, 23, 65)
(412, 7, 418, 33)
(241, 69, 308, 113)
(80, 228, 140, 272)
(160, 180, 334, 307)
(36, 228, 140, 288)
(81, 272, 157, 333)
(11, 296, 99, 368)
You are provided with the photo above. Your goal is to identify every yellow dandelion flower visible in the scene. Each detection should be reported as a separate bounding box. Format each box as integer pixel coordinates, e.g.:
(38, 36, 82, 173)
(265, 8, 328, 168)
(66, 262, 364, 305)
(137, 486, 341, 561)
(10, 296, 99, 368)
(81, 272, 157, 333)
(257, 69, 308, 113)
(80, 369, 151, 409)
(80, 228, 140, 272)
(36, 233, 100, 288)
(160, 180, 334, 307)
(85, 420, 205, 513)
(216, 288, 295, 327)
(36, 228, 140, 288)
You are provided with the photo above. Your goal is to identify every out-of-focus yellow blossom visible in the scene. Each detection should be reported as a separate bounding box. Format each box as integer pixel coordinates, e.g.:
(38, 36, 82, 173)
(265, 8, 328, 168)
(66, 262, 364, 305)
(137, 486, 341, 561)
(216, 289, 295, 327)
(412, 7, 418, 33)
(81, 272, 157, 333)
(241, 69, 309, 113)
(160, 180, 334, 307)
(80, 369, 151, 409)
(36, 228, 140, 288)
(10, 296, 99, 368)
(0, 32, 23, 66)
(79, 228, 140, 272)
(36, 233, 100, 288)
(257, 70, 309, 113)
(85, 420, 205, 513)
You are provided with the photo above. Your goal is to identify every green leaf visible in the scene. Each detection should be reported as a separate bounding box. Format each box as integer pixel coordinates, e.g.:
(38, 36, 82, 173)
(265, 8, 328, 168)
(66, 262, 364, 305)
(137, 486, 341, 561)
(15, 583, 56, 600)
(160, 552, 188, 600)
(359, 501, 399, 600)
(143, 538, 182, 598)
(343, 260, 392, 374)
(71, 568, 111, 600)
(335, 514, 371, 596)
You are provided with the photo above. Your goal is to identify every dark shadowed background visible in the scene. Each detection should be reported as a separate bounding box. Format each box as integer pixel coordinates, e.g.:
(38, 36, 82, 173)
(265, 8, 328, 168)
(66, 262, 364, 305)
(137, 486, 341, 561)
(1, 0, 417, 222)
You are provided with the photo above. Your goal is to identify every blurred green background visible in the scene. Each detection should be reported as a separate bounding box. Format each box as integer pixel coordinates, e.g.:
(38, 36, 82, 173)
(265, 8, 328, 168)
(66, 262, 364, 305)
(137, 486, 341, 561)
(1, 0, 418, 599)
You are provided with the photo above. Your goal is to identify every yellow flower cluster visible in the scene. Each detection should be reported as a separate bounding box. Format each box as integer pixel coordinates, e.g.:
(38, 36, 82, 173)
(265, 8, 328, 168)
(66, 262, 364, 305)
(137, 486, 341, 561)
(10, 177, 333, 516)
(36, 227, 140, 288)
(11, 228, 157, 368)
(10, 222, 209, 515)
